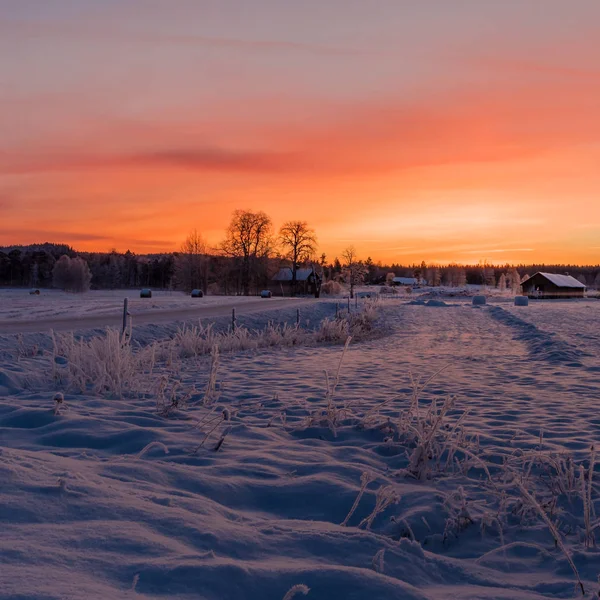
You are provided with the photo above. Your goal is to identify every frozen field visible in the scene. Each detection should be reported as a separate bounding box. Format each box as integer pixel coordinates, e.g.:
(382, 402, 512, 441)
(1, 298, 599, 599)
(0, 288, 313, 334)
(0, 288, 239, 320)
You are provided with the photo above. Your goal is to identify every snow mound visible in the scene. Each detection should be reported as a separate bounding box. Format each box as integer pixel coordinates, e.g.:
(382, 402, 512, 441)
(425, 299, 449, 307)
(405, 299, 449, 307)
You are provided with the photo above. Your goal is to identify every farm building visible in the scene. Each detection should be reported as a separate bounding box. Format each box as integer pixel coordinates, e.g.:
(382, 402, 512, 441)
(271, 267, 322, 296)
(520, 272, 586, 299)
(392, 277, 423, 286)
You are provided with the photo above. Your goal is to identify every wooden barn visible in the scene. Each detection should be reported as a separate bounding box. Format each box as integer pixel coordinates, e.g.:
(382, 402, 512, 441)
(520, 272, 586, 299)
(271, 267, 322, 297)
(392, 276, 418, 286)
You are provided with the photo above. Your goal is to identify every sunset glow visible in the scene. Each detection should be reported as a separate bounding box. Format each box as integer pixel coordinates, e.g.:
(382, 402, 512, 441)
(2, 1, 600, 264)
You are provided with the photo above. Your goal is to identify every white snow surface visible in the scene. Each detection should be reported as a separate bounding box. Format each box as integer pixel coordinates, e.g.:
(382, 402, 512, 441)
(0, 288, 290, 321)
(1, 298, 600, 599)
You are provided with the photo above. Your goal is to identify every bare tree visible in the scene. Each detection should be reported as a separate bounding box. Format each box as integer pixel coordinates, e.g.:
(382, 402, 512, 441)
(498, 272, 507, 292)
(342, 245, 367, 299)
(221, 209, 273, 295)
(279, 221, 317, 296)
(175, 229, 208, 292)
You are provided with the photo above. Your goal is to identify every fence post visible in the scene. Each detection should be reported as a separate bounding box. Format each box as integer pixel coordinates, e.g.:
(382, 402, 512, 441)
(296, 308, 300, 326)
(122, 298, 128, 334)
(347, 296, 351, 313)
(232, 308, 236, 331)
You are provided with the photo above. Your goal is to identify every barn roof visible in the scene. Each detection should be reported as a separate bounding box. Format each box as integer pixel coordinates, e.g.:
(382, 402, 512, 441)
(272, 267, 315, 282)
(523, 272, 586, 289)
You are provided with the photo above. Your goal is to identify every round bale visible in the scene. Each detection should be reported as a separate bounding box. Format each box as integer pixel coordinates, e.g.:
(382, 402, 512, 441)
(514, 295, 529, 306)
(260, 290, 272, 298)
(191, 289, 204, 298)
(472, 295, 487, 306)
(140, 288, 152, 298)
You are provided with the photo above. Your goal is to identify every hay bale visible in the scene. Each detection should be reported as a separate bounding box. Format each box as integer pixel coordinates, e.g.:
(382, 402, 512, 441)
(514, 295, 529, 306)
(29, 289, 40, 295)
(140, 289, 152, 298)
(472, 295, 487, 306)
(191, 289, 204, 298)
(260, 290, 272, 298)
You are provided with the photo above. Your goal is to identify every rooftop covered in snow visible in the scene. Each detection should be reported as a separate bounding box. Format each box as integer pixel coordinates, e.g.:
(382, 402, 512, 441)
(522, 272, 586, 289)
(272, 268, 316, 282)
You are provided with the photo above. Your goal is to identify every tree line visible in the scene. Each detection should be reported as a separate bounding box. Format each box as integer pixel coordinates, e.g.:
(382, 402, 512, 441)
(2, 210, 600, 293)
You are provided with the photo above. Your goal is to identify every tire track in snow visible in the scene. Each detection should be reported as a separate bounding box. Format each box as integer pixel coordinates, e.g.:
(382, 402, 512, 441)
(486, 305, 588, 367)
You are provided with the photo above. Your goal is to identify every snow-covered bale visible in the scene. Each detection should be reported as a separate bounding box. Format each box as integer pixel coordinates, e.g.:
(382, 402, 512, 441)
(260, 290, 272, 298)
(191, 289, 204, 298)
(514, 295, 529, 306)
(140, 288, 152, 298)
(472, 295, 486, 306)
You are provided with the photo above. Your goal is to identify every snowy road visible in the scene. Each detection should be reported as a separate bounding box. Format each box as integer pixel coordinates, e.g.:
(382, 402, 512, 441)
(0, 297, 314, 334)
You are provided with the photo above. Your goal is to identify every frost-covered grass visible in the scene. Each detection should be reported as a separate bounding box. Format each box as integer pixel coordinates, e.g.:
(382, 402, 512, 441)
(1, 299, 600, 599)
(45, 301, 380, 399)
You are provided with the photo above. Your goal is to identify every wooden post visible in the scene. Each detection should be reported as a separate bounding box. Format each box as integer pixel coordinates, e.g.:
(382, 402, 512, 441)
(122, 298, 128, 334)
(347, 296, 351, 313)
(232, 308, 236, 331)
(296, 308, 300, 326)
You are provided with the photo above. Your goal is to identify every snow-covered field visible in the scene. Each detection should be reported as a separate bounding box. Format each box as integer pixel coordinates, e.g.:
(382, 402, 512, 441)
(0, 288, 306, 322)
(1, 298, 599, 599)
(0, 288, 317, 334)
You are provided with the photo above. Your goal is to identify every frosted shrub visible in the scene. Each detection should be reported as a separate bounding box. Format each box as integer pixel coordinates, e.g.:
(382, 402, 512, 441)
(172, 323, 219, 358)
(202, 345, 220, 406)
(358, 484, 400, 529)
(443, 486, 474, 541)
(316, 317, 350, 343)
(321, 280, 343, 295)
(191, 406, 234, 453)
(316, 302, 379, 343)
(282, 585, 310, 600)
(342, 471, 374, 526)
(379, 285, 397, 295)
(50, 303, 379, 402)
(155, 376, 194, 417)
(513, 476, 585, 595)
(52, 329, 157, 397)
(52, 255, 92, 293)
(170, 321, 312, 358)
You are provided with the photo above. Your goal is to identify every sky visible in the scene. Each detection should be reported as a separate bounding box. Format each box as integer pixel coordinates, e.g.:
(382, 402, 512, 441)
(1, 0, 600, 265)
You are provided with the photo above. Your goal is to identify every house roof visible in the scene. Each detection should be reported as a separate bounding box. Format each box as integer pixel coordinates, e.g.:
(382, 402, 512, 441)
(523, 272, 586, 289)
(272, 267, 315, 282)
